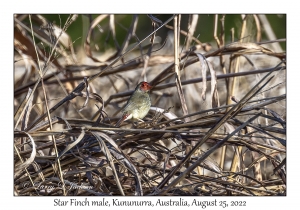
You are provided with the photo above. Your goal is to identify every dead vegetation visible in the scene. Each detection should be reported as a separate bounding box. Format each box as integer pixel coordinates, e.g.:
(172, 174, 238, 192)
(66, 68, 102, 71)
(14, 14, 286, 196)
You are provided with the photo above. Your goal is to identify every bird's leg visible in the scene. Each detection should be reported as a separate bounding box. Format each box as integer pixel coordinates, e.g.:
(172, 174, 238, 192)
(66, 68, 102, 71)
(137, 118, 144, 123)
(130, 118, 144, 129)
(132, 121, 138, 128)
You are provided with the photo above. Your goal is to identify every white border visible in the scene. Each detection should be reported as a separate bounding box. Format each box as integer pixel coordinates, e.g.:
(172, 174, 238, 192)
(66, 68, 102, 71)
(6, 1, 295, 209)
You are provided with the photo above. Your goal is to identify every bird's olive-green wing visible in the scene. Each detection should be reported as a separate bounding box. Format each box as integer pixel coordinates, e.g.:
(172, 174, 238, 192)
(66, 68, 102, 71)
(122, 93, 150, 113)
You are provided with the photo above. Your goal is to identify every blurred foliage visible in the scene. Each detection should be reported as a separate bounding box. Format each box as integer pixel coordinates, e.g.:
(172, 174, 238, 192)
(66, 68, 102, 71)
(41, 14, 286, 51)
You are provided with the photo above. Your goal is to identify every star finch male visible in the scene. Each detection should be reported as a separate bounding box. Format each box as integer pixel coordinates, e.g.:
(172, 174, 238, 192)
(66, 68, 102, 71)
(115, 81, 152, 127)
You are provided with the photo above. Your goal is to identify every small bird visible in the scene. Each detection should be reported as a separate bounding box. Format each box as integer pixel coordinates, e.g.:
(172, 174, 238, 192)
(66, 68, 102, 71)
(115, 81, 152, 127)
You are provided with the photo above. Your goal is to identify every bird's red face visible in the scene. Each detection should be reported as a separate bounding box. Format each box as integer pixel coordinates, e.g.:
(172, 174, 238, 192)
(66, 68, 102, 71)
(139, 81, 152, 92)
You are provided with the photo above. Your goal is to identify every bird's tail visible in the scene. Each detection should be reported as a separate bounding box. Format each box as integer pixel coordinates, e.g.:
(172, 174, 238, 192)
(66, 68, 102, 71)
(115, 113, 131, 127)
